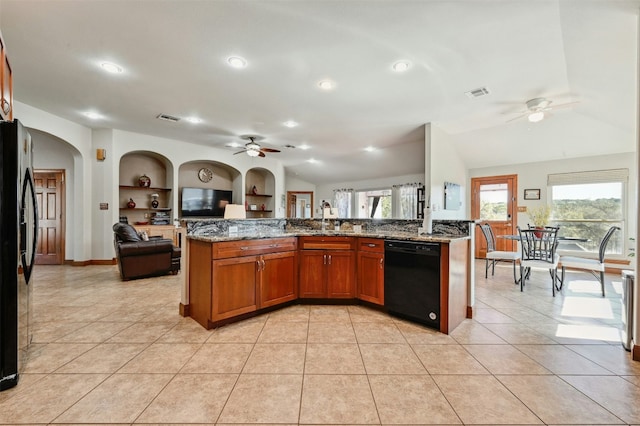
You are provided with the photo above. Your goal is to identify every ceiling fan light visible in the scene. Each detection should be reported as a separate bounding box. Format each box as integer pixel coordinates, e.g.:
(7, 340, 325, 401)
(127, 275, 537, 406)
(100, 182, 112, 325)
(528, 111, 545, 122)
(246, 149, 260, 157)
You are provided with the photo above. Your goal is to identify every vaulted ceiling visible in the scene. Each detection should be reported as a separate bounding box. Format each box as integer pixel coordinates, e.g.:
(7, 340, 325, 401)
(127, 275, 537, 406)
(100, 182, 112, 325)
(1, 0, 638, 184)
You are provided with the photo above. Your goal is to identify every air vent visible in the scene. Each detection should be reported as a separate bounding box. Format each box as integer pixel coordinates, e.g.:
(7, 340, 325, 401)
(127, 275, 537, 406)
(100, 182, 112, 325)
(284, 144, 296, 149)
(465, 87, 490, 98)
(156, 113, 180, 122)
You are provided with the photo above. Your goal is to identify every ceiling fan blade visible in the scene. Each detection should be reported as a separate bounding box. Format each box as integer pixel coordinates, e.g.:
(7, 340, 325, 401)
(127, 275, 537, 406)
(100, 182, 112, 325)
(506, 114, 526, 123)
(258, 151, 266, 157)
(260, 148, 280, 153)
(548, 100, 580, 110)
(233, 150, 246, 155)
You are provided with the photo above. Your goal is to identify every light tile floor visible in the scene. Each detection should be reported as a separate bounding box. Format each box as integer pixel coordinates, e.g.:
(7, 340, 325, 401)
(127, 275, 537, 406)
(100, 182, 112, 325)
(0, 261, 638, 425)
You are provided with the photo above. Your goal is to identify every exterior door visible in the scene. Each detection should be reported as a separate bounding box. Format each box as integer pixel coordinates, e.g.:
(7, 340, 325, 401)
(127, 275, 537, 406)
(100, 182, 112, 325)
(34, 170, 65, 264)
(471, 174, 518, 258)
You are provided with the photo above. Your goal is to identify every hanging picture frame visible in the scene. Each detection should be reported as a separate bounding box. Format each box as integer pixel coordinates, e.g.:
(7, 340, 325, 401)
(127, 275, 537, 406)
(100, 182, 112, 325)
(524, 188, 540, 200)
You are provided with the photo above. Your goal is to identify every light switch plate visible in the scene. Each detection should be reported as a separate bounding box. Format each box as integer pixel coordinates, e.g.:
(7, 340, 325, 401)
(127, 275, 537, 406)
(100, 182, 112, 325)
(517, 206, 527, 212)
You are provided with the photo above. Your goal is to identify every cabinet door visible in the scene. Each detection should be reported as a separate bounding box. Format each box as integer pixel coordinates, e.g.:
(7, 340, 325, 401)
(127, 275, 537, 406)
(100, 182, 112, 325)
(299, 250, 326, 298)
(212, 256, 258, 321)
(357, 251, 384, 305)
(260, 251, 297, 308)
(326, 250, 355, 298)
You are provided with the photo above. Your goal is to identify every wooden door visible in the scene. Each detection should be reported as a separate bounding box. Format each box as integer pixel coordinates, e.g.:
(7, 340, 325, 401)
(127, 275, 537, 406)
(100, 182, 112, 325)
(260, 251, 297, 308)
(470, 174, 518, 258)
(326, 250, 355, 298)
(298, 250, 326, 298)
(287, 193, 297, 218)
(211, 256, 258, 321)
(357, 251, 384, 305)
(34, 170, 65, 265)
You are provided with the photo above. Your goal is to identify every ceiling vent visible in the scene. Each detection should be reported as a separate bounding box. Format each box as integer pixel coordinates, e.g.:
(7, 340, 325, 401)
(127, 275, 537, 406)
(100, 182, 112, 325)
(284, 144, 296, 149)
(465, 87, 490, 98)
(156, 113, 180, 122)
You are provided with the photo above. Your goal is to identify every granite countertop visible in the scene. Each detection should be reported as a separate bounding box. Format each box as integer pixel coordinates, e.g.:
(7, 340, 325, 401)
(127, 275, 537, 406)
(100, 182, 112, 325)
(187, 230, 469, 244)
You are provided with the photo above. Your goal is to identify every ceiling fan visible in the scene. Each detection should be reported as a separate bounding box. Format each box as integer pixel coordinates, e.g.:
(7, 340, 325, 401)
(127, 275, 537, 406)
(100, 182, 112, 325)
(233, 135, 281, 157)
(506, 97, 579, 123)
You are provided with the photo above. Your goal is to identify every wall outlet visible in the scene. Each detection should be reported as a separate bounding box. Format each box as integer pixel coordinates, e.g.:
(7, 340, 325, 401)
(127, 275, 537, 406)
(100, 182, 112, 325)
(228, 226, 238, 234)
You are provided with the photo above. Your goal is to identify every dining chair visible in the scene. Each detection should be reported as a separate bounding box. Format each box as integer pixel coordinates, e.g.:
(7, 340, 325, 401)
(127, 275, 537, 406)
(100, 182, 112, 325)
(518, 226, 561, 295)
(559, 226, 620, 297)
(478, 223, 521, 283)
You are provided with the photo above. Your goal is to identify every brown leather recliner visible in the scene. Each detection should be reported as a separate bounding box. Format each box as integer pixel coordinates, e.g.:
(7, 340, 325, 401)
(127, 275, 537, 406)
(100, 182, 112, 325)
(113, 222, 181, 280)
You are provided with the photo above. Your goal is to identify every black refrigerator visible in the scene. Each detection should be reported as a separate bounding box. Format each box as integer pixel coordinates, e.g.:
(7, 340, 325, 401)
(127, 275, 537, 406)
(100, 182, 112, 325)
(0, 119, 38, 391)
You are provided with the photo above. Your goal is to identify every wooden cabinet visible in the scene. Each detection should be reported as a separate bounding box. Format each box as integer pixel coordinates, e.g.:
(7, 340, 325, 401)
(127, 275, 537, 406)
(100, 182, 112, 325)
(188, 237, 297, 328)
(357, 238, 384, 305)
(0, 34, 13, 121)
(212, 256, 259, 321)
(132, 224, 181, 246)
(260, 251, 297, 308)
(299, 236, 355, 299)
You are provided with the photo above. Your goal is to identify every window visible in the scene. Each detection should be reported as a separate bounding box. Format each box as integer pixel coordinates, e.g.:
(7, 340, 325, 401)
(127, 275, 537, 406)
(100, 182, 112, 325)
(356, 189, 392, 219)
(548, 169, 627, 256)
(394, 183, 422, 219)
(479, 183, 509, 221)
(333, 188, 353, 218)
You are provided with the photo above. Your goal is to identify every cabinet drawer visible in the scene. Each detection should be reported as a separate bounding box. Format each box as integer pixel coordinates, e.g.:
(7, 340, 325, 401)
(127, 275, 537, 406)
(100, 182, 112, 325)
(299, 236, 354, 250)
(213, 237, 297, 259)
(357, 238, 384, 253)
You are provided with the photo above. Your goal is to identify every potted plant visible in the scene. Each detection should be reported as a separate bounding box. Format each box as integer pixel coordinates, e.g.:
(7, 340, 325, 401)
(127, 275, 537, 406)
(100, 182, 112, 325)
(527, 205, 551, 236)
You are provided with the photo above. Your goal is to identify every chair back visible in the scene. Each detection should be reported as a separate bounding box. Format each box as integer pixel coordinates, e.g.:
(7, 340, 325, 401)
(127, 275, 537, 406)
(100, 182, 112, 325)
(598, 226, 620, 262)
(517, 225, 559, 263)
(479, 223, 497, 252)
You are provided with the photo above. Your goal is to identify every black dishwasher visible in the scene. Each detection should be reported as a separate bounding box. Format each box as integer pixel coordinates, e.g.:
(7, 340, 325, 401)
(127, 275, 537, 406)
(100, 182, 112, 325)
(384, 240, 441, 329)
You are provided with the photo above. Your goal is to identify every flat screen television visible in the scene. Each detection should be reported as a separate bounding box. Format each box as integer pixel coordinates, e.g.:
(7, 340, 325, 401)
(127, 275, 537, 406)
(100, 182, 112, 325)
(181, 187, 233, 217)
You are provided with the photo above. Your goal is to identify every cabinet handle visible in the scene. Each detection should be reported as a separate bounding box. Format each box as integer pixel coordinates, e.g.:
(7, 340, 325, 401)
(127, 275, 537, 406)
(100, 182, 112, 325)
(368, 243, 377, 247)
(269, 243, 277, 248)
(256, 260, 261, 271)
(328, 254, 332, 265)
(1, 98, 10, 115)
(323, 254, 327, 265)
(240, 246, 249, 251)
(261, 259, 266, 270)
(380, 258, 384, 268)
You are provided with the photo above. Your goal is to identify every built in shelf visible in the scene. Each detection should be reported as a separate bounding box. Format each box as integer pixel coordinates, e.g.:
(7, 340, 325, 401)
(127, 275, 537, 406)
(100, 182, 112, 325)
(246, 193, 272, 197)
(247, 210, 273, 213)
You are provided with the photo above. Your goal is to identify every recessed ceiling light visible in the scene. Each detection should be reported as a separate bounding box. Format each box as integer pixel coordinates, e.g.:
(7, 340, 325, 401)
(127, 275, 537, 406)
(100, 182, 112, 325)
(227, 56, 247, 68)
(84, 111, 103, 120)
(100, 62, 123, 74)
(226, 142, 242, 148)
(299, 144, 310, 150)
(283, 120, 298, 128)
(392, 61, 410, 72)
(364, 146, 376, 152)
(307, 158, 318, 163)
(318, 80, 334, 90)
(185, 117, 202, 124)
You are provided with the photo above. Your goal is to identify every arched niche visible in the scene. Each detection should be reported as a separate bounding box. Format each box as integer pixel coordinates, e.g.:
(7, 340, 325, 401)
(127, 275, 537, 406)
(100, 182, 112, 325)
(245, 167, 276, 218)
(119, 151, 174, 224)
(178, 160, 242, 215)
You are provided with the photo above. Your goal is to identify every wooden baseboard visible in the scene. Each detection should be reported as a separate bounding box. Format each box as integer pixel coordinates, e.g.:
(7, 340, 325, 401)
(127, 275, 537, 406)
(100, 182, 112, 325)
(466, 305, 473, 319)
(64, 259, 117, 266)
(633, 343, 640, 362)
(179, 303, 189, 317)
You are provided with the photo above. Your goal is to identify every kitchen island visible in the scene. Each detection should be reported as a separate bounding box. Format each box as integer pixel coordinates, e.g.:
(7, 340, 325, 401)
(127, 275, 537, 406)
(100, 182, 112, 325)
(180, 218, 473, 334)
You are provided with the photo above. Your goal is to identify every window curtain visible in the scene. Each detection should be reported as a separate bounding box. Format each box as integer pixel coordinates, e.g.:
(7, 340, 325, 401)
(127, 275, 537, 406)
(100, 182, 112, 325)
(333, 188, 353, 218)
(393, 182, 422, 219)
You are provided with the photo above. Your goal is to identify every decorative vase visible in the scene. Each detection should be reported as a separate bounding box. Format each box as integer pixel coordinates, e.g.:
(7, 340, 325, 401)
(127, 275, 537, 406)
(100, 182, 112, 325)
(261, 203, 265, 211)
(150, 193, 159, 208)
(251, 185, 258, 195)
(127, 198, 136, 208)
(138, 174, 151, 187)
(533, 227, 544, 238)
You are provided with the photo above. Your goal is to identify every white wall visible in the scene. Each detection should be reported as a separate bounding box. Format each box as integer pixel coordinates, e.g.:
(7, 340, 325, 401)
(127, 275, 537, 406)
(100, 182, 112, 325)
(430, 124, 468, 220)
